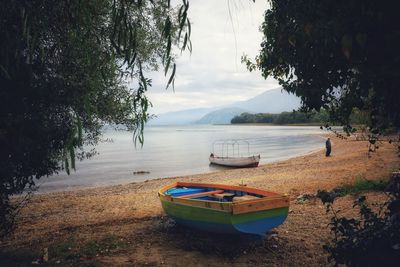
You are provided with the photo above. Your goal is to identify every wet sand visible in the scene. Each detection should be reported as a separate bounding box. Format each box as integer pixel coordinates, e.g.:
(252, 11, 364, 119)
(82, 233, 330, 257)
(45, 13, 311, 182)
(1, 136, 399, 266)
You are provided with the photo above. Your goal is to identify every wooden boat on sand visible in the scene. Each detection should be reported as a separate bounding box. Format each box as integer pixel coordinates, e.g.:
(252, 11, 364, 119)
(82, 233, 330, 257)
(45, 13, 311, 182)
(209, 140, 260, 168)
(158, 182, 289, 237)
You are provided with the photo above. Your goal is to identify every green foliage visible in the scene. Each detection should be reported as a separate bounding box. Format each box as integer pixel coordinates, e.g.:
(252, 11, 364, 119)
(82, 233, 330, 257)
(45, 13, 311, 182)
(231, 110, 329, 124)
(333, 177, 389, 197)
(245, 2, 400, 264)
(245, 0, 400, 130)
(349, 108, 370, 126)
(317, 174, 400, 266)
(51, 235, 129, 265)
(0, 247, 42, 266)
(0, 234, 128, 266)
(0, 0, 190, 236)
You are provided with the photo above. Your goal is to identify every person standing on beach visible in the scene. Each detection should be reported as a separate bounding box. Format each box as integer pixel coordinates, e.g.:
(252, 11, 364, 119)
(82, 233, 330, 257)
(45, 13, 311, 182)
(326, 138, 332, 157)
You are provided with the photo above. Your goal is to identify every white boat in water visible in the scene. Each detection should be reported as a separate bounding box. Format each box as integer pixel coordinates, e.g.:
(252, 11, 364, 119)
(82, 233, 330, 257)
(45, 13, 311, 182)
(209, 140, 260, 168)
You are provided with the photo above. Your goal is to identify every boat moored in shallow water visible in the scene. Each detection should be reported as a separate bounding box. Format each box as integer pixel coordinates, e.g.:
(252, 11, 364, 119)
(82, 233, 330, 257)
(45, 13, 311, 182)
(158, 182, 289, 237)
(209, 140, 260, 168)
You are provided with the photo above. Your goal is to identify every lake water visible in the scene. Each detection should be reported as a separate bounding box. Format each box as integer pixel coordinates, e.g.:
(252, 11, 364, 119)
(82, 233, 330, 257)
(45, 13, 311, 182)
(38, 125, 326, 192)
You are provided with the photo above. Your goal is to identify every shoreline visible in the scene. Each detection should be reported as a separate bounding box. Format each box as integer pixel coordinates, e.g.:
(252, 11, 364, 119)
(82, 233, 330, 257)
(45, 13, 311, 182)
(35, 134, 327, 195)
(2, 136, 399, 266)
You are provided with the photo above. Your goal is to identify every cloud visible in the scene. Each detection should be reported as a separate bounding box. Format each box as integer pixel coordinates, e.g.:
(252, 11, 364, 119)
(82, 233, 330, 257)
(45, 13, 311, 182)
(143, 0, 279, 114)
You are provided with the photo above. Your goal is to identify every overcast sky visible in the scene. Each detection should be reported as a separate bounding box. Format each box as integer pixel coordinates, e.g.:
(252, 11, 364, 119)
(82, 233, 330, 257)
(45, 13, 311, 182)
(145, 0, 280, 114)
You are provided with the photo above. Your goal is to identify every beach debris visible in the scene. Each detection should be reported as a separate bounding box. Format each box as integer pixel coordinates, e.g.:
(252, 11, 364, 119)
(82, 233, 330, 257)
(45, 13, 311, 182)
(296, 193, 316, 204)
(267, 233, 279, 242)
(238, 180, 247, 187)
(42, 247, 49, 262)
(133, 171, 150, 175)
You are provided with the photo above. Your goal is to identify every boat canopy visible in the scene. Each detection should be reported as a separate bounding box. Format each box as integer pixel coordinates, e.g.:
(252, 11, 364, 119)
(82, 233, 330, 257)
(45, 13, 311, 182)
(212, 139, 251, 157)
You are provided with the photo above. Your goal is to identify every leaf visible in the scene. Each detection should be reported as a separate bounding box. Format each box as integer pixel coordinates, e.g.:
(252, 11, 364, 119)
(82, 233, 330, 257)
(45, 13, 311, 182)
(164, 57, 171, 76)
(182, 33, 188, 51)
(166, 63, 176, 89)
(166, 35, 171, 62)
(162, 16, 171, 39)
(178, 0, 189, 39)
(187, 18, 191, 37)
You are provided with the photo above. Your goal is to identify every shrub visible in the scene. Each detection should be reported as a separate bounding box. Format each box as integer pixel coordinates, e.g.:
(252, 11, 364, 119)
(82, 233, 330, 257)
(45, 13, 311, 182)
(317, 173, 400, 266)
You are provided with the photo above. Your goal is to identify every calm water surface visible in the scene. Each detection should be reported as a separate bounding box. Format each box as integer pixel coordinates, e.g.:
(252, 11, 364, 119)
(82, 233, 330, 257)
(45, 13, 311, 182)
(38, 125, 326, 192)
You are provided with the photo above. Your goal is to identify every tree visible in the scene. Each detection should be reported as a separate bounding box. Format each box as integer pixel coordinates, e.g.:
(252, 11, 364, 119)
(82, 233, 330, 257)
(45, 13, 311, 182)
(245, 1, 400, 264)
(0, 0, 190, 236)
(243, 0, 400, 131)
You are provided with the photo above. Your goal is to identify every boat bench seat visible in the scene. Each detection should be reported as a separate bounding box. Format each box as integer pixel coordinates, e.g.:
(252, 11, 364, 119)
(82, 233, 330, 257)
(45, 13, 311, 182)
(233, 195, 260, 202)
(177, 189, 224, 199)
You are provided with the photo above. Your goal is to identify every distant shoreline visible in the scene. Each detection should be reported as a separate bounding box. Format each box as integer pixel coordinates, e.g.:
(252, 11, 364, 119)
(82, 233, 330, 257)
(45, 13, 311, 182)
(215, 123, 324, 126)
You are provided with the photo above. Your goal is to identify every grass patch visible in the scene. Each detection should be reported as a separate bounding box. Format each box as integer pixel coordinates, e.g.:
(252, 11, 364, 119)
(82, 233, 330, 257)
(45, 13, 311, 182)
(0, 234, 129, 266)
(333, 177, 388, 196)
(51, 234, 128, 264)
(50, 240, 81, 261)
(0, 247, 42, 266)
(80, 234, 128, 257)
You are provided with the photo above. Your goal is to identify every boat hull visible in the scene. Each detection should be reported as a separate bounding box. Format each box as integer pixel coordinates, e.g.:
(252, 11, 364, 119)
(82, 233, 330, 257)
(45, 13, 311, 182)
(158, 182, 289, 237)
(160, 198, 288, 236)
(209, 155, 260, 168)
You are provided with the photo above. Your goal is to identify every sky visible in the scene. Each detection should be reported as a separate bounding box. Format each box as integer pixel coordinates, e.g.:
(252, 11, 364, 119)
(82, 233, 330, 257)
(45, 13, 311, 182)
(145, 0, 280, 114)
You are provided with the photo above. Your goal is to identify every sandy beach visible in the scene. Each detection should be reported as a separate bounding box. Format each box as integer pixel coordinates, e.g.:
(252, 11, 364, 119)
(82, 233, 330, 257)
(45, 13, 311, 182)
(1, 136, 399, 266)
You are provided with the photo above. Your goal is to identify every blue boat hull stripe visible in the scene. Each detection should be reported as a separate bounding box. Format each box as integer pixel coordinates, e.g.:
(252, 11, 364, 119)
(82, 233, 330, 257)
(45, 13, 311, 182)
(170, 215, 287, 237)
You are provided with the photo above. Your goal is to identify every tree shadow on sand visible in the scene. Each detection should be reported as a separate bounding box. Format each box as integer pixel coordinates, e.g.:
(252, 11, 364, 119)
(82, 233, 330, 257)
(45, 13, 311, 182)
(150, 215, 284, 260)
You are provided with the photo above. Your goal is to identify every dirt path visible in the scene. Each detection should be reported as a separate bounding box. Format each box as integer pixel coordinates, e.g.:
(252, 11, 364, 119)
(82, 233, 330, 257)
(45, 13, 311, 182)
(1, 137, 399, 266)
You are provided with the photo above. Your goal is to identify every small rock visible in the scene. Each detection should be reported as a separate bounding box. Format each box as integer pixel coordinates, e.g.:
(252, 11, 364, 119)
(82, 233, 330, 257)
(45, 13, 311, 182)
(133, 171, 150, 175)
(296, 193, 316, 204)
(42, 248, 48, 262)
(267, 234, 278, 242)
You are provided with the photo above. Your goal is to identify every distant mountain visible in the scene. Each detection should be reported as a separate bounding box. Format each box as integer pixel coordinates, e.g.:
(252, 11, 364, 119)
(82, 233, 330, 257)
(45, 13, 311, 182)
(148, 88, 301, 125)
(196, 107, 248, 124)
(148, 108, 214, 125)
(231, 88, 301, 113)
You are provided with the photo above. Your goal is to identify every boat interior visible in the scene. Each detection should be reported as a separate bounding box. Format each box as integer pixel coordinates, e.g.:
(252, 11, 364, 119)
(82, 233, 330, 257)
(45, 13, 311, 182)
(165, 186, 263, 202)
